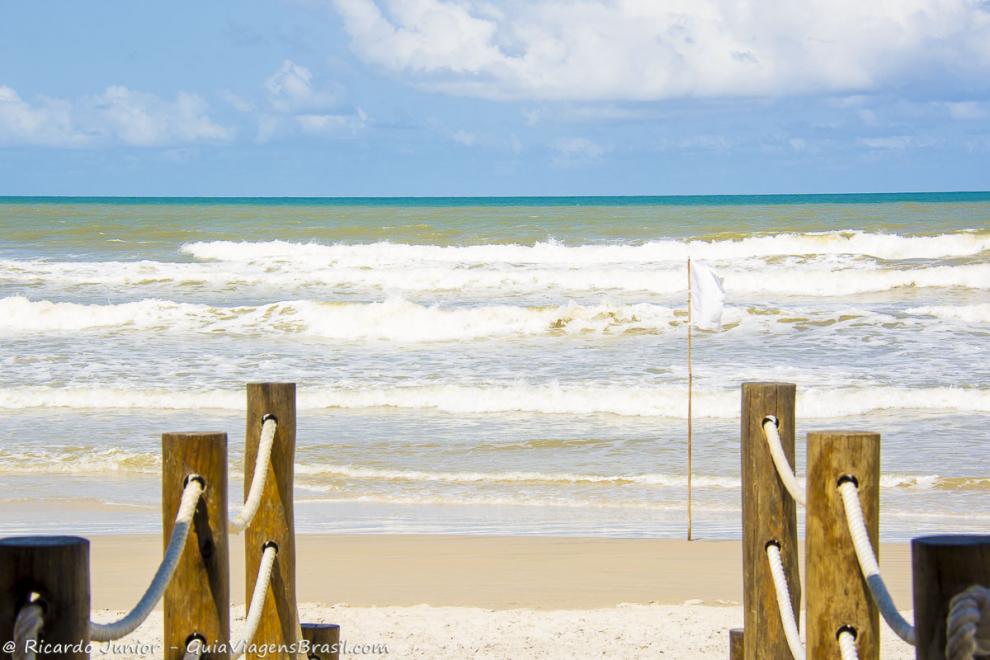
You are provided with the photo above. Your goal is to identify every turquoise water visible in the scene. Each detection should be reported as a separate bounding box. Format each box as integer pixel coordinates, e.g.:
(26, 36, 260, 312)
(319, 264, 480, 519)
(0, 194, 988, 538)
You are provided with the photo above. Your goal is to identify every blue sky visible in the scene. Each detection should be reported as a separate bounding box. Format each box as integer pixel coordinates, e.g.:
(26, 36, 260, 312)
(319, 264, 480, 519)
(1, 0, 989, 196)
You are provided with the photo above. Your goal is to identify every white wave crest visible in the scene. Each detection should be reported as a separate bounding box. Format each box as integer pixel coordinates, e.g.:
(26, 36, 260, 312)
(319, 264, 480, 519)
(181, 230, 990, 265)
(295, 464, 739, 488)
(906, 303, 990, 323)
(0, 295, 680, 340)
(2, 383, 987, 417)
(2, 257, 988, 297)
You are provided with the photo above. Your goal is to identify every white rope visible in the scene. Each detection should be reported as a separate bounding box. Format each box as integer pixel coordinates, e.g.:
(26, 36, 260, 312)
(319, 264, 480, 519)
(946, 585, 990, 660)
(838, 629, 860, 660)
(91, 477, 204, 641)
(13, 600, 44, 660)
(230, 416, 277, 534)
(232, 544, 278, 659)
(837, 479, 916, 646)
(762, 416, 806, 506)
(766, 542, 805, 660)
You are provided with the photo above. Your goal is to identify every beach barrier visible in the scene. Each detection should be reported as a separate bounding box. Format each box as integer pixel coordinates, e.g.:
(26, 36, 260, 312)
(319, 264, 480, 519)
(736, 382, 990, 660)
(0, 383, 337, 660)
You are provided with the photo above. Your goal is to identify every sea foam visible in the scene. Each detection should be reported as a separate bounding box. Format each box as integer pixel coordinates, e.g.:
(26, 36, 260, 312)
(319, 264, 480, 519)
(2, 383, 987, 417)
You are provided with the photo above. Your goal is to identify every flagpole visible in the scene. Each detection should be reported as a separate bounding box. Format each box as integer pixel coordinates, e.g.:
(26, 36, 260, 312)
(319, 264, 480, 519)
(687, 257, 693, 541)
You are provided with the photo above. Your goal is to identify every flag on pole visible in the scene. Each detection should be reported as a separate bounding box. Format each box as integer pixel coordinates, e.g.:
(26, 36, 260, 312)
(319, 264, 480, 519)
(689, 260, 724, 331)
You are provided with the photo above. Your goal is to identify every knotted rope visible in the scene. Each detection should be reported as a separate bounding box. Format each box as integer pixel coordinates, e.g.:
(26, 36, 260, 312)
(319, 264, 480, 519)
(837, 478, 916, 646)
(946, 585, 990, 660)
(12, 599, 44, 660)
(766, 542, 805, 660)
(230, 416, 277, 534)
(762, 416, 805, 506)
(90, 476, 204, 641)
(232, 543, 278, 659)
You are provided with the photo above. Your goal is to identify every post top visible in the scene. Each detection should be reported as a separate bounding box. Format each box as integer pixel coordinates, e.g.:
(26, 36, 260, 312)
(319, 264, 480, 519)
(741, 381, 796, 388)
(0, 535, 89, 548)
(912, 534, 990, 548)
(807, 430, 881, 438)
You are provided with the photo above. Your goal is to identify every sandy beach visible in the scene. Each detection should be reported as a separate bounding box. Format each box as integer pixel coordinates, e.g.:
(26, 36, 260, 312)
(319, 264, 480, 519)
(86, 534, 917, 658)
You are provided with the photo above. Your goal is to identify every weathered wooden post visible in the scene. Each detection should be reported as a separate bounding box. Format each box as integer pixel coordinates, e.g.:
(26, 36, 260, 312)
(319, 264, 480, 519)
(728, 628, 744, 660)
(0, 536, 90, 659)
(741, 382, 799, 660)
(301, 623, 341, 660)
(245, 383, 298, 660)
(806, 431, 880, 659)
(163, 432, 231, 659)
(912, 535, 990, 659)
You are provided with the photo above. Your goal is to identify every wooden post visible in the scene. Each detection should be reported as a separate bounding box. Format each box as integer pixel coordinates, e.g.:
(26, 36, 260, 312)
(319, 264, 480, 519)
(163, 432, 230, 660)
(912, 535, 990, 659)
(0, 536, 90, 660)
(301, 623, 340, 660)
(245, 383, 298, 659)
(728, 628, 744, 660)
(806, 431, 880, 660)
(741, 382, 798, 660)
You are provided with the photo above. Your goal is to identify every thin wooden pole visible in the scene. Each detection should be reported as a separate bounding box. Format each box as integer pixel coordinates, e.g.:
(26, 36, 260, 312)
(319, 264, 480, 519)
(741, 382, 798, 660)
(163, 432, 230, 660)
(912, 534, 990, 659)
(806, 431, 880, 660)
(687, 257, 693, 541)
(728, 628, 744, 660)
(301, 623, 341, 660)
(245, 383, 298, 660)
(0, 536, 90, 660)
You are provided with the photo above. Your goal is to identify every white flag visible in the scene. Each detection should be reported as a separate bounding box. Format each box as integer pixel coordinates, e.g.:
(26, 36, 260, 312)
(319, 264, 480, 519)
(690, 260, 724, 330)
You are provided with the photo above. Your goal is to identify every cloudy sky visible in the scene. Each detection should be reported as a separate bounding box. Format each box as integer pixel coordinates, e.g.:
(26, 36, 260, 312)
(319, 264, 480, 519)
(2, 0, 989, 196)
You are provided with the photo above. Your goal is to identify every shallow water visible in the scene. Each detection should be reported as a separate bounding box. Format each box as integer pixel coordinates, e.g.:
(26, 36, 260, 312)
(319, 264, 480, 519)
(1, 194, 988, 539)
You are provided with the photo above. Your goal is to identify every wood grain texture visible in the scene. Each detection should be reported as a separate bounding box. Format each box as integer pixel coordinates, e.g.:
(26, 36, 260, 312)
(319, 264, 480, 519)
(0, 535, 90, 659)
(740, 382, 798, 660)
(245, 383, 298, 660)
(728, 628, 744, 660)
(162, 432, 230, 660)
(806, 431, 880, 660)
(301, 623, 340, 660)
(912, 535, 990, 659)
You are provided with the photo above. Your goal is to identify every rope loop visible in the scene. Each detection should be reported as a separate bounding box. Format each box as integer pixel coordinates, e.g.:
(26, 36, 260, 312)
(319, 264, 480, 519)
(765, 541, 805, 660)
(231, 543, 279, 659)
(837, 479, 916, 646)
(90, 475, 204, 641)
(761, 415, 805, 506)
(231, 415, 278, 534)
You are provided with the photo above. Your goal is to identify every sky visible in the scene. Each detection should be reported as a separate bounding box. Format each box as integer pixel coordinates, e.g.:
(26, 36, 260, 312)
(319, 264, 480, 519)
(1, 0, 989, 196)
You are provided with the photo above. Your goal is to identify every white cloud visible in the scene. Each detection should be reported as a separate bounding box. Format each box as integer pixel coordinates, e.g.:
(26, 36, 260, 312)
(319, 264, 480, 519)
(257, 60, 367, 141)
(92, 87, 233, 146)
(0, 84, 232, 147)
(220, 89, 255, 113)
(858, 135, 936, 150)
(553, 136, 606, 161)
(331, 0, 990, 101)
(265, 60, 337, 112)
(0, 86, 89, 147)
(296, 109, 369, 134)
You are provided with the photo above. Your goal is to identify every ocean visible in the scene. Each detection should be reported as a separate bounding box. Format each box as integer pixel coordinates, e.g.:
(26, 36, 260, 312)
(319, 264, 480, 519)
(0, 193, 988, 540)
